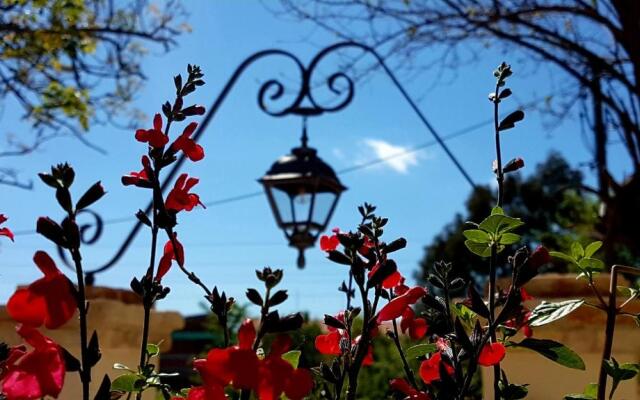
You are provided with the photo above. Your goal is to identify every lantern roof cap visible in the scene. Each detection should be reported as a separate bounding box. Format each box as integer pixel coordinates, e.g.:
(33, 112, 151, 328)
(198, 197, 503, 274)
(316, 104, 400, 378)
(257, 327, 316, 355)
(259, 146, 347, 193)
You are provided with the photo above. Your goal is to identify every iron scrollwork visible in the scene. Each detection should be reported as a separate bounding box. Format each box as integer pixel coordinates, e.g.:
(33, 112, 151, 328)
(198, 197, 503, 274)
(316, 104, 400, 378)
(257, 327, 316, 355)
(62, 41, 474, 284)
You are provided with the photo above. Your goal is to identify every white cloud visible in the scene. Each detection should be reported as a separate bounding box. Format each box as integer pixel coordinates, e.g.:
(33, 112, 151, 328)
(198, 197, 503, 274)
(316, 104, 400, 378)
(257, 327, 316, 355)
(362, 139, 421, 174)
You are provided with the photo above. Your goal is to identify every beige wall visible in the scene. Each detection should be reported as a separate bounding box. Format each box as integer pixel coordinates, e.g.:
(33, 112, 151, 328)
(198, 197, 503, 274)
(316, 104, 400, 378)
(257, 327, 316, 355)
(0, 288, 184, 400)
(481, 274, 640, 399)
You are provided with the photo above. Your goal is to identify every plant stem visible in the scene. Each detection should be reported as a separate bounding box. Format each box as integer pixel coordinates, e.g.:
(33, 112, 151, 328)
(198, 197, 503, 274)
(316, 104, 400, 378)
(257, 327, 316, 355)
(490, 81, 504, 400)
(391, 319, 418, 388)
(71, 248, 91, 400)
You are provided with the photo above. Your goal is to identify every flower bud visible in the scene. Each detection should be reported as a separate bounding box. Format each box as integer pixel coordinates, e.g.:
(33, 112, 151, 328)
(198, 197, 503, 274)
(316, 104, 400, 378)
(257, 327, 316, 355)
(76, 182, 106, 210)
(503, 157, 525, 173)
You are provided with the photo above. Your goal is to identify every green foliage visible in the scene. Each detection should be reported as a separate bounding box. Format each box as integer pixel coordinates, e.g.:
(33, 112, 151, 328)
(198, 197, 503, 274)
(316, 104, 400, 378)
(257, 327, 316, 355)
(463, 206, 524, 257)
(418, 152, 600, 284)
(0, 0, 186, 153)
(564, 383, 598, 400)
(528, 299, 584, 327)
(550, 240, 605, 280)
(602, 358, 640, 399)
(511, 338, 585, 370)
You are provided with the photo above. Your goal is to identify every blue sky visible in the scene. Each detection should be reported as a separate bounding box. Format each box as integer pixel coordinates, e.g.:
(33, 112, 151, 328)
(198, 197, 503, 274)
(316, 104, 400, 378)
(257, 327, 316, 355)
(0, 1, 633, 318)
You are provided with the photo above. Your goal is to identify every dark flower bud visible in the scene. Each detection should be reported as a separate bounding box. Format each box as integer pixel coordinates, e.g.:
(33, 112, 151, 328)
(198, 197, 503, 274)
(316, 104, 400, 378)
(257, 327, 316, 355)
(135, 210, 152, 227)
(323, 314, 346, 331)
(257, 267, 284, 288)
(328, 250, 352, 266)
(367, 259, 398, 289)
(42, 163, 75, 189)
(503, 157, 525, 174)
(55, 163, 75, 188)
(38, 173, 59, 189)
(36, 217, 69, 248)
(246, 288, 263, 306)
(182, 105, 206, 116)
(384, 238, 407, 254)
(130, 277, 143, 296)
(76, 182, 106, 210)
(56, 187, 73, 213)
(268, 290, 288, 307)
(273, 312, 304, 332)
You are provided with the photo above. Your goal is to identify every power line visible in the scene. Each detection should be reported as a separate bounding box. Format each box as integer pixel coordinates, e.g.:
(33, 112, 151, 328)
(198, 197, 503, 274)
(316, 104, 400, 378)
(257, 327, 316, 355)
(13, 92, 552, 238)
(12, 118, 488, 237)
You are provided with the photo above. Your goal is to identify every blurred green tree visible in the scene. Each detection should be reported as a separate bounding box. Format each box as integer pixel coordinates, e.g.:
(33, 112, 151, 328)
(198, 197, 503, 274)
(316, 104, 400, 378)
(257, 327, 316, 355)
(415, 152, 634, 285)
(0, 0, 187, 187)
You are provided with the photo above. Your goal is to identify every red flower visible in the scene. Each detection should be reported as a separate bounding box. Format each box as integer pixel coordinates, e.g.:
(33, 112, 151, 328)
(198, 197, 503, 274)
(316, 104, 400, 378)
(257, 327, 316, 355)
(122, 156, 153, 188)
(7, 251, 76, 329)
(193, 321, 313, 400)
(0, 214, 14, 241)
(165, 174, 205, 212)
(156, 234, 185, 281)
(377, 287, 427, 323)
(319, 234, 339, 252)
(1, 325, 66, 400)
(529, 246, 551, 267)
(358, 236, 374, 256)
(390, 378, 431, 400)
(170, 122, 204, 161)
(315, 330, 343, 356)
(505, 309, 534, 338)
(368, 263, 403, 289)
(135, 113, 168, 148)
(400, 308, 428, 340)
(478, 342, 506, 367)
(520, 287, 534, 301)
(419, 352, 454, 384)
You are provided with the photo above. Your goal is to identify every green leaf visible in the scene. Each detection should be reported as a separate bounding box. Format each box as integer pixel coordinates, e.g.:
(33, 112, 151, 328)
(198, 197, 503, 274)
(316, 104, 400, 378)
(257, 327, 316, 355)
(584, 241, 602, 258)
(529, 299, 584, 327)
(571, 242, 584, 259)
(111, 374, 145, 392)
(499, 233, 521, 245)
(463, 229, 491, 243)
(479, 213, 523, 235)
(465, 240, 492, 258)
(514, 338, 585, 370)
(491, 206, 505, 215)
(281, 350, 301, 369)
(578, 257, 605, 272)
(550, 251, 578, 266)
(405, 344, 438, 359)
(146, 344, 160, 357)
(453, 303, 478, 327)
(616, 286, 639, 299)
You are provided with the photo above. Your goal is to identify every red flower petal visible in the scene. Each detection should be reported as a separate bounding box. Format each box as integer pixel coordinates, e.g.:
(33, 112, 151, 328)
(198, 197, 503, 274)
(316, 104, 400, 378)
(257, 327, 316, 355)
(2, 326, 66, 399)
(319, 234, 339, 252)
(238, 319, 256, 350)
(478, 342, 506, 367)
(7, 252, 76, 329)
(284, 368, 314, 400)
(377, 287, 427, 322)
(409, 318, 428, 340)
(153, 113, 163, 131)
(315, 331, 342, 355)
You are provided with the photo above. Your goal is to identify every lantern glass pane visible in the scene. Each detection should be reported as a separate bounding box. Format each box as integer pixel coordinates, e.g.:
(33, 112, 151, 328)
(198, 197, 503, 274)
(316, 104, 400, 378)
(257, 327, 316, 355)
(271, 187, 293, 225)
(292, 190, 313, 228)
(312, 191, 337, 229)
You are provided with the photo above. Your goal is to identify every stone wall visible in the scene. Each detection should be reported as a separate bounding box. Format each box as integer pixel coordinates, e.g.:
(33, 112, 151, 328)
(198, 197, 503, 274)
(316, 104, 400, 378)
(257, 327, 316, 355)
(0, 287, 184, 400)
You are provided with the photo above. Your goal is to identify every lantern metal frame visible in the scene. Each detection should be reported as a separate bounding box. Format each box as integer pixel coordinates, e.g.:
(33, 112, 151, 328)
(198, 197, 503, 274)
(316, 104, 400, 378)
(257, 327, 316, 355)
(259, 124, 347, 267)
